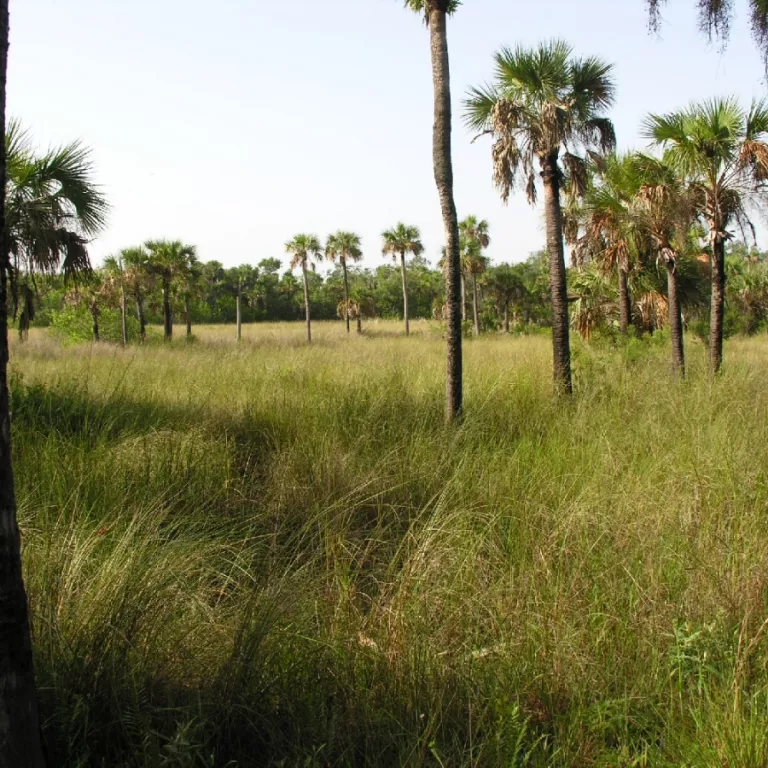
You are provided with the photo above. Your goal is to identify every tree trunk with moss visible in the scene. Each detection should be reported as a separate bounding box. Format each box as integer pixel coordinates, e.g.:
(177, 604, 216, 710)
(541, 153, 572, 395)
(0, 2, 47, 763)
(428, 3, 462, 421)
(302, 260, 312, 343)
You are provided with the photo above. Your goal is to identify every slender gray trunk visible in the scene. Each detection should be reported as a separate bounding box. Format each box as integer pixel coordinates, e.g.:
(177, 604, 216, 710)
(236, 288, 242, 342)
(400, 250, 410, 336)
(619, 267, 630, 337)
(666, 260, 685, 377)
(120, 285, 128, 347)
(429, 7, 462, 421)
(709, 234, 725, 374)
(0, 4, 47, 762)
(541, 154, 572, 395)
(342, 259, 351, 334)
(302, 259, 312, 343)
(472, 273, 480, 335)
(162, 279, 172, 341)
(136, 293, 146, 343)
(504, 299, 510, 333)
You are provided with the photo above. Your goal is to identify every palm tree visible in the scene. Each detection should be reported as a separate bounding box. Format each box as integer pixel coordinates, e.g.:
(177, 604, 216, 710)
(459, 216, 490, 335)
(178, 253, 203, 339)
(325, 231, 363, 333)
(382, 223, 424, 336)
(0, 3, 47, 763)
(145, 239, 197, 341)
(485, 263, 525, 332)
(405, 0, 462, 421)
(232, 264, 258, 342)
(465, 40, 616, 394)
(121, 246, 152, 342)
(643, 98, 768, 373)
(103, 254, 129, 346)
(65, 271, 110, 342)
(286, 234, 323, 342)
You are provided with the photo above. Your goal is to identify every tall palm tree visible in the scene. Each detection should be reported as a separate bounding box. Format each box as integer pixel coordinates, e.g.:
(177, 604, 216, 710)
(145, 239, 196, 341)
(103, 254, 129, 346)
(459, 216, 490, 335)
(121, 246, 152, 343)
(382, 223, 424, 336)
(325, 231, 363, 333)
(177, 253, 203, 339)
(644, 97, 768, 373)
(0, 3, 47, 763)
(405, 0, 462, 421)
(286, 234, 323, 343)
(465, 40, 616, 394)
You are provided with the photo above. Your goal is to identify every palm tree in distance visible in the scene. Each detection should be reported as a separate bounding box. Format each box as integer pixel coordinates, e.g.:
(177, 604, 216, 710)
(382, 223, 424, 336)
(465, 40, 617, 394)
(404, 0, 463, 421)
(103, 254, 129, 346)
(286, 234, 323, 343)
(459, 216, 490, 335)
(643, 97, 768, 373)
(121, 246, 152, 343)
(325, 231, 363, 333)
(485, 264, 525, 332)
(145, 239, 196, 341)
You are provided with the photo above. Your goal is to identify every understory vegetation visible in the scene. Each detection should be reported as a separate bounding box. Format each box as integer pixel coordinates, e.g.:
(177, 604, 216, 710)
(12, 324, 768, 766)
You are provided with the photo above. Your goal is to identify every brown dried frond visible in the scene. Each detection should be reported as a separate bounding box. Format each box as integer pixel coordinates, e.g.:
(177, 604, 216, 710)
(739, 139, 768, 181)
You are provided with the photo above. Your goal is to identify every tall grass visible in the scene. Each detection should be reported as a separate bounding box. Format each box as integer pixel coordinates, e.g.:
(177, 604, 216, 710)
(10, 322, 768, 766)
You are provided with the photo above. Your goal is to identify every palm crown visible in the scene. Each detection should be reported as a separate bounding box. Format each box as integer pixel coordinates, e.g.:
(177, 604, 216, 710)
(145, 240, 197, 282)
(464, 40, 616, 204)
(286, 234, 323, 270)
(325, 232, 363, 266)
(404, 0, 461, 20)
(381, 224, 424, 260)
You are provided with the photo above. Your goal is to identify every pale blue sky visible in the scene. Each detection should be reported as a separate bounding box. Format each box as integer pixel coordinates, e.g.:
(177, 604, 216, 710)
(8, 0, 767, 271)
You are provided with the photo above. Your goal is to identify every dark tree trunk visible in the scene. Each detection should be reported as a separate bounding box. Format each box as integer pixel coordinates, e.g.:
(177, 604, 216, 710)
(356, 314, 362, 334)
(120, 285, 128, 347)
(709, 234, 726, 374)
(136, 294, 146, 343)
(236, 288, 242, 342)
(504, 300, 510, 333)
(429, 6, 462, 422)
(472, 273, 480, 336)
(342, 260, 351, 334)
(184, 297, 192, 338)
(0, 2, 47, 762)
(461, 273, 467, 322)
(666, 260, 685, 376)
(92, 311, 99, 343)
(302, 260, 312, 343)
(400, 250, 410, 336)
(619, 266, 630, 336)
(162, 280, 172, 341)
(541, 155, 573, 395)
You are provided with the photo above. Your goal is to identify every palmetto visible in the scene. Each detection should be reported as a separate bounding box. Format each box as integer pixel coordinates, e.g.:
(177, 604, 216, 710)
(643, 97, 768, 373)
(325, 231, 363, 334)
(465, 40, 616, 394)
(458, 216, 490, 335)
(382, 223, 424, 336)
(144, 239, 197, 341)
(286, 234, 323, 343)
(120, 246, 153, 342)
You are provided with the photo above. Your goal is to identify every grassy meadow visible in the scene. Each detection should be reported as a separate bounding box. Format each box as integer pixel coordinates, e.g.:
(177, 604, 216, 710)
(10, 321, 768, 766)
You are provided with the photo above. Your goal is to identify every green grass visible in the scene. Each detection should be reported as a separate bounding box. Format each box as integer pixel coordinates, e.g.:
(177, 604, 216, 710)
(10, 320, 768, 766)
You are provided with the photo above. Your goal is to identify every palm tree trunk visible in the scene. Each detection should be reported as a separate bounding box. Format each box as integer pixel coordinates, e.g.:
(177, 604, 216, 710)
(0, 6, 46, 762)
(342, 260, 351, 334)
(184, 296, 192, 338)
(709, 235, 726, 374)
(472, 273, 480, 335)
(619, 267, 630, 337)
(429, 5, 462, 422)
(162, 280, 172, 341)
(120, 285, 128, 347)
(666, 260, 685, 376)
(541, 155, 573, 395)
(357, 314, 362, 334)
(92, 310, 100, 343)
(136, 294, 146, 343)
(461, 273, 467, 322)
(504, 299, 510, 333)
(302, 260, 312, 343)
(400, 250, 410, 336)
(236, 288, 242, 342)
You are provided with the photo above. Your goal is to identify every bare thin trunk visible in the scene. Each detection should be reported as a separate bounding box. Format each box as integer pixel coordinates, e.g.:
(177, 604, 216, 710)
(136, 294, 146, 343)
(342, 260, 351, 334)
(472, 273, 480, 336)
(709, 235, 725, 374)
(184, 297, 192, 338)
(236, 289, 242, 342)
(542, 155, 573, 395)
(429, 7, 462, 422)
(356, 314, 362, 334)
(461, 273, 467, 322)
(400, 251, 410, 336)
(504, 300, 510, 333)
(120, 285, 128, 347)
(619, 267, 630, 337)
(162, 280, 172, 341)
(0, 2, 47, 761)
(92, 311, 99, 343)
(666, 260, 685, 376)
(302, 260, 312, 343)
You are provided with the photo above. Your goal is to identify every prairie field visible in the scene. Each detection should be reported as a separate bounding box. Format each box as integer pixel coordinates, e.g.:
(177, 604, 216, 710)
(9, 321, 768, 766)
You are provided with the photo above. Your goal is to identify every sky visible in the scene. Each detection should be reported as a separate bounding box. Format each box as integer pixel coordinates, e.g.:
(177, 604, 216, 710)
(8, 0, 768, 272)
